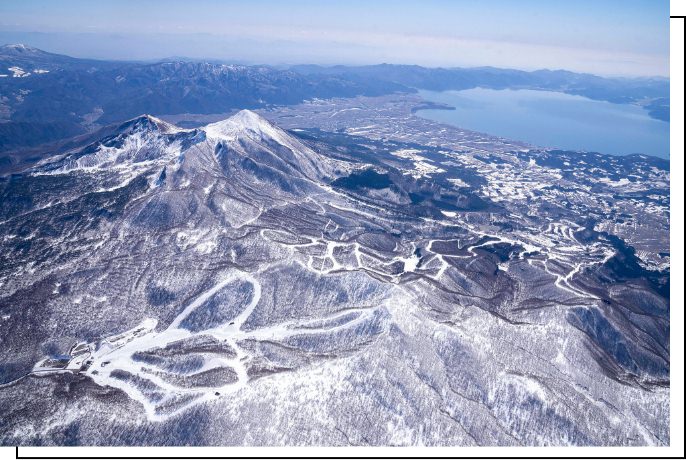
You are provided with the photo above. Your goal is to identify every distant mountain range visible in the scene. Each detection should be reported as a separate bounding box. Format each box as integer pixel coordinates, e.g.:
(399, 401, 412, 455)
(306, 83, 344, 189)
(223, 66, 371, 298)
(0, 44, 669, 158)
(291, 63, 669, 118)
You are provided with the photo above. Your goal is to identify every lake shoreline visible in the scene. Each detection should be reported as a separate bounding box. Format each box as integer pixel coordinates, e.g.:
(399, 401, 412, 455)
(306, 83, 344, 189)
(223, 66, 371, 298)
(415, 88, 669, 159)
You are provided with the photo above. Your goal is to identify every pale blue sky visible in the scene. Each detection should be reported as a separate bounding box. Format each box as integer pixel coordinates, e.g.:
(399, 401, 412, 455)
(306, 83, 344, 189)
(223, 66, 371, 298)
(0, 0, 670, 76)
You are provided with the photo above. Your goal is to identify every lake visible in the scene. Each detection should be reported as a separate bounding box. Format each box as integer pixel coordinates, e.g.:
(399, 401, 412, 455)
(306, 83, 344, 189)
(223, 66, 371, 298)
(416, 88, 670, 159)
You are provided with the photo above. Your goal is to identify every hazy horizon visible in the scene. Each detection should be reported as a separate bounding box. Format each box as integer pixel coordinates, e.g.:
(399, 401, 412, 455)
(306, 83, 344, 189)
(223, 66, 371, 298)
(0, 0, 670, 78)
(0, 40, 673, 81)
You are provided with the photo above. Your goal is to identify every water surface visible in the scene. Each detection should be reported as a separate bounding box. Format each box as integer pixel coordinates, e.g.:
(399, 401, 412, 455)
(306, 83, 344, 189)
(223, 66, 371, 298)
(416, 88, 669, 159)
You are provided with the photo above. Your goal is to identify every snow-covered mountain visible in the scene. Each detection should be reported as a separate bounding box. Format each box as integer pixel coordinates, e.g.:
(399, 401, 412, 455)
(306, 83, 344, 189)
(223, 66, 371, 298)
(0, 46, 669, 158)
(0, 46, 409, 155)
(0, 111, 670, 446)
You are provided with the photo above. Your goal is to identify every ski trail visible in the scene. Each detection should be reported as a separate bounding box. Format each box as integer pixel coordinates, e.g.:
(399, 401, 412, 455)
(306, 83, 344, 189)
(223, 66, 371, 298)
(75, 271, 264, 421)
(32, 267, 380, 422)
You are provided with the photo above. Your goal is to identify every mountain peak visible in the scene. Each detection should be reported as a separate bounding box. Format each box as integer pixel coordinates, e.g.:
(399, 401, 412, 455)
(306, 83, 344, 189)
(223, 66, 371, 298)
(1, 43, 43, 54)
(203, 109, 281, 141)
(231, 109, 264, 124)
(116, 114, 180, 135)
(201, 109, 339, 181)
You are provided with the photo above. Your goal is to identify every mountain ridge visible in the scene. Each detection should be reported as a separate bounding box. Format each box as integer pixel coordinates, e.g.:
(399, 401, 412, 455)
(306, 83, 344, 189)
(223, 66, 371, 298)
(0, 46, 669, 160)
(0, 108, 670, 445)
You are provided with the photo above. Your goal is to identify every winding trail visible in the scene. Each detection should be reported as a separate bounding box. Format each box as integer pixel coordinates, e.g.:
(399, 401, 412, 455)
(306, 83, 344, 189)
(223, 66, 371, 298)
(80, 272, 262, 421)
(32, 267, 382, 422)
